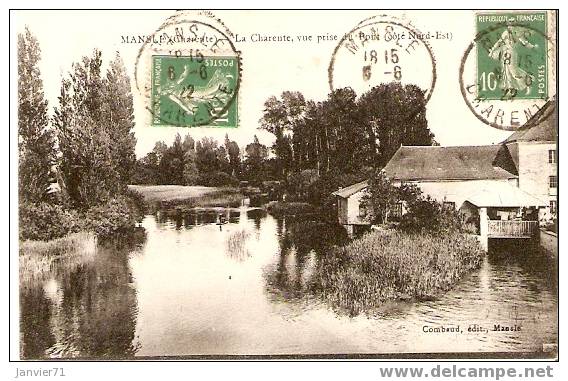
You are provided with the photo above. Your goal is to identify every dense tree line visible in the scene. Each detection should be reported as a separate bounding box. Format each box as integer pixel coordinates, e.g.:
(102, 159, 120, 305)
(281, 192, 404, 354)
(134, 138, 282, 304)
(18, 28, 140, 240)
(260, 84, 436, 177)
(134, 83, 435, 191)
(257, 84, 436, 209)
(133, 82, 436, 215)
(132, 133, 274, 186)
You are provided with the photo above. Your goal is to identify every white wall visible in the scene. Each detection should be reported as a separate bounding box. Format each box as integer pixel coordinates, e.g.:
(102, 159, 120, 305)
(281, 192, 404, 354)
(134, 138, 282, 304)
(346, 190, 370, 225)
(394, 179, 512, 208)
(515, 141, 557, 209)
(341, 176, 546, 226)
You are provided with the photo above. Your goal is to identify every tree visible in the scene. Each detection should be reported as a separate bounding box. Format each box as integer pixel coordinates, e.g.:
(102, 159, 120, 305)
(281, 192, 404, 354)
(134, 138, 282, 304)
(260, 92, 305, 177)
(319, 88, 366, 173)
(103, 52, 137, 185)
(159, 133, 185, 185)
(244, 135, 268, 182)
(182, 150, 199, 185)
(360, 170, 399, 224)
(399, 195, 470, 234)
(195, 137, 219, 174)
(216, 145, 231, 175)
(18, 27, 55, 203)
(132, 141, 168, 184)
(182, 134, 199, 185)
(286, 169, 319, 200)
(54, 50, 139, 206)
(224, 134, 241, 177)
(53, 50, 121, 208)
(358, 83, 435, 167)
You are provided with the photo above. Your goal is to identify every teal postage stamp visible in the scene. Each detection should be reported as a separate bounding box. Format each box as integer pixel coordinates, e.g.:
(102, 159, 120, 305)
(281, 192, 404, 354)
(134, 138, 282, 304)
(476, 12, 548, 100)
(151, 55, 239, 127)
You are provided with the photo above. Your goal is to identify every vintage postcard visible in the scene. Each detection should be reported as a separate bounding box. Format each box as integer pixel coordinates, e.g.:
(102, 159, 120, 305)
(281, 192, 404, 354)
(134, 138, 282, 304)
(11, 9, 558, 360)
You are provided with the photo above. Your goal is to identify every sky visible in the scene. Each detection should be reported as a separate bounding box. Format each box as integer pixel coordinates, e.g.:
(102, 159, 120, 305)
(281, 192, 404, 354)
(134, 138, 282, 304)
(13, 10, 555, 157)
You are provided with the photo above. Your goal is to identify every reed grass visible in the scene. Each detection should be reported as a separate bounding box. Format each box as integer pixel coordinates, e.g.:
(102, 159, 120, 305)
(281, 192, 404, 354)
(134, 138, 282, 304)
(190, 191, 244, 208)
(19, 232, 97, 285)
(226, 230, 250, 261)
(314, 230, 485, 316)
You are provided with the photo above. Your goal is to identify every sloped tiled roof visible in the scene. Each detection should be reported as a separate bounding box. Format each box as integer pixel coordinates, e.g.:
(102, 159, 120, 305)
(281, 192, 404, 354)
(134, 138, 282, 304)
(504, 100, 557, 143)
(383, 145, 517, 181)
(466, 182, 547, 207)
(332, 180, 368, 198)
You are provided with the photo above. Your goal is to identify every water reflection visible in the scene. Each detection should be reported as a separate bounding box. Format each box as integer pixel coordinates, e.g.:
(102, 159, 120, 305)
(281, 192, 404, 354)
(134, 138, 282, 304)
(264, 218, 319, 301)
(20, 208, 557, 358)
(156, 209, 241, 229)
(20, 238, 142, 359)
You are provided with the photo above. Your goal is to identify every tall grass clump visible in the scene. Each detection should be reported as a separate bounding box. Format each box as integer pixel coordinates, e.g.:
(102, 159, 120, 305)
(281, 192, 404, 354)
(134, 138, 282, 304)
(226, 230, 250, 261)
(19, 232, 97, 285)
(314, 230, 484, 316)
(193, 190, 244, 208)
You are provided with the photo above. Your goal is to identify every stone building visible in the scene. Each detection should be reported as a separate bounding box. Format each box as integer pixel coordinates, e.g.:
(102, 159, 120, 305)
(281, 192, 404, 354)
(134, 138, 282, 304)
(333, 102, 557, 247)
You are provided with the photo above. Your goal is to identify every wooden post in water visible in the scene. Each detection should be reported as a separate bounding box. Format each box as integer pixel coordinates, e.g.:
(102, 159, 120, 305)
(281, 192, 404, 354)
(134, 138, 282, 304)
(479, 207, 489, 251)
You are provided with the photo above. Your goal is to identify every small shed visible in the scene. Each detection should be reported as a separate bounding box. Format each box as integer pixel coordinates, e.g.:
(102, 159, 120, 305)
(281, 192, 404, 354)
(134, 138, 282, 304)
(331, 180, 369, 234)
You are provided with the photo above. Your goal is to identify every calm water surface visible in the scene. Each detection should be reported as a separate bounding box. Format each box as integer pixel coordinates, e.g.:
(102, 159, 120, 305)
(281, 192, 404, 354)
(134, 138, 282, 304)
(20, 208, 557, 358)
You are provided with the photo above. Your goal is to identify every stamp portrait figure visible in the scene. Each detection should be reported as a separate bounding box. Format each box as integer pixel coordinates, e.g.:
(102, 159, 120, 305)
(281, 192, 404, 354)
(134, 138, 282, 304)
(488, 25, 539, 96)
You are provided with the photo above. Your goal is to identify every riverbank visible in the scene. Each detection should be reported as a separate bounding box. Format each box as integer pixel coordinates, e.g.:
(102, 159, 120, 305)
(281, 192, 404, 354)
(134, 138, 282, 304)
(19, 232, 97, 284)
(539, 228, 558, 260)
(265, 201, 316, 216)
(19, 211, 557, 357)
(129, 185, 244, 210)
(314, 230, 485, 316)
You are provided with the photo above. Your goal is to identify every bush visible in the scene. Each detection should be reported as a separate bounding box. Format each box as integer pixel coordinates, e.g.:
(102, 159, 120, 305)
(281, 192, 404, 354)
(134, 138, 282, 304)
(286, 169, 319, 200)
(83, 196, 138, 238)
(198, 171, 239, 187)
(123, 187, 146, 221)
(19, 202, 80, 241)
(399, 196, 472, 234)
(249, 193, 268, 207)
(314, 230, 484, 316)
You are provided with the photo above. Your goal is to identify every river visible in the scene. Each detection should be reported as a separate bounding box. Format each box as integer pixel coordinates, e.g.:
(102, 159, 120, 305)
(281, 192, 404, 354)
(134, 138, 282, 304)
(19, 207, 557, 358)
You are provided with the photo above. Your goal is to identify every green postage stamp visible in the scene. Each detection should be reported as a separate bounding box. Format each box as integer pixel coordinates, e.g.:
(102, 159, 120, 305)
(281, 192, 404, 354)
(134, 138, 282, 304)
(476, 12, 548, 100)
(151, 55, 239, 127)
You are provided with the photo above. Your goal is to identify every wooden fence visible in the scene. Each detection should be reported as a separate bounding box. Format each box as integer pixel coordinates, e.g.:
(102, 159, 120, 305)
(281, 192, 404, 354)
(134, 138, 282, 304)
(487, 220, 539, 238)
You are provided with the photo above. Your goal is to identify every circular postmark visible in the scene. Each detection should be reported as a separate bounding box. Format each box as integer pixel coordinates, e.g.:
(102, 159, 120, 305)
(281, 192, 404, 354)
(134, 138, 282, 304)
(328, 15, 437, 104)
(135, 11, 241, 127)
(459, 12, 556, 131)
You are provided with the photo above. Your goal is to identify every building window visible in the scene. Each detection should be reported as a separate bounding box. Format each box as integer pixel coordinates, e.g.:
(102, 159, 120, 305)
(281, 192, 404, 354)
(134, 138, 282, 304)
(443, 201, 456, 210)
(549, 176, 558, 189)
(549, 149, 557, 163)
(550, 200, 557, 215)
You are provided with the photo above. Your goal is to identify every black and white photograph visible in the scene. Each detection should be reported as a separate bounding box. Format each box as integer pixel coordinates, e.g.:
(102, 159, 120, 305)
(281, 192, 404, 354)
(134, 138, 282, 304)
(8, 7, 559, 373)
